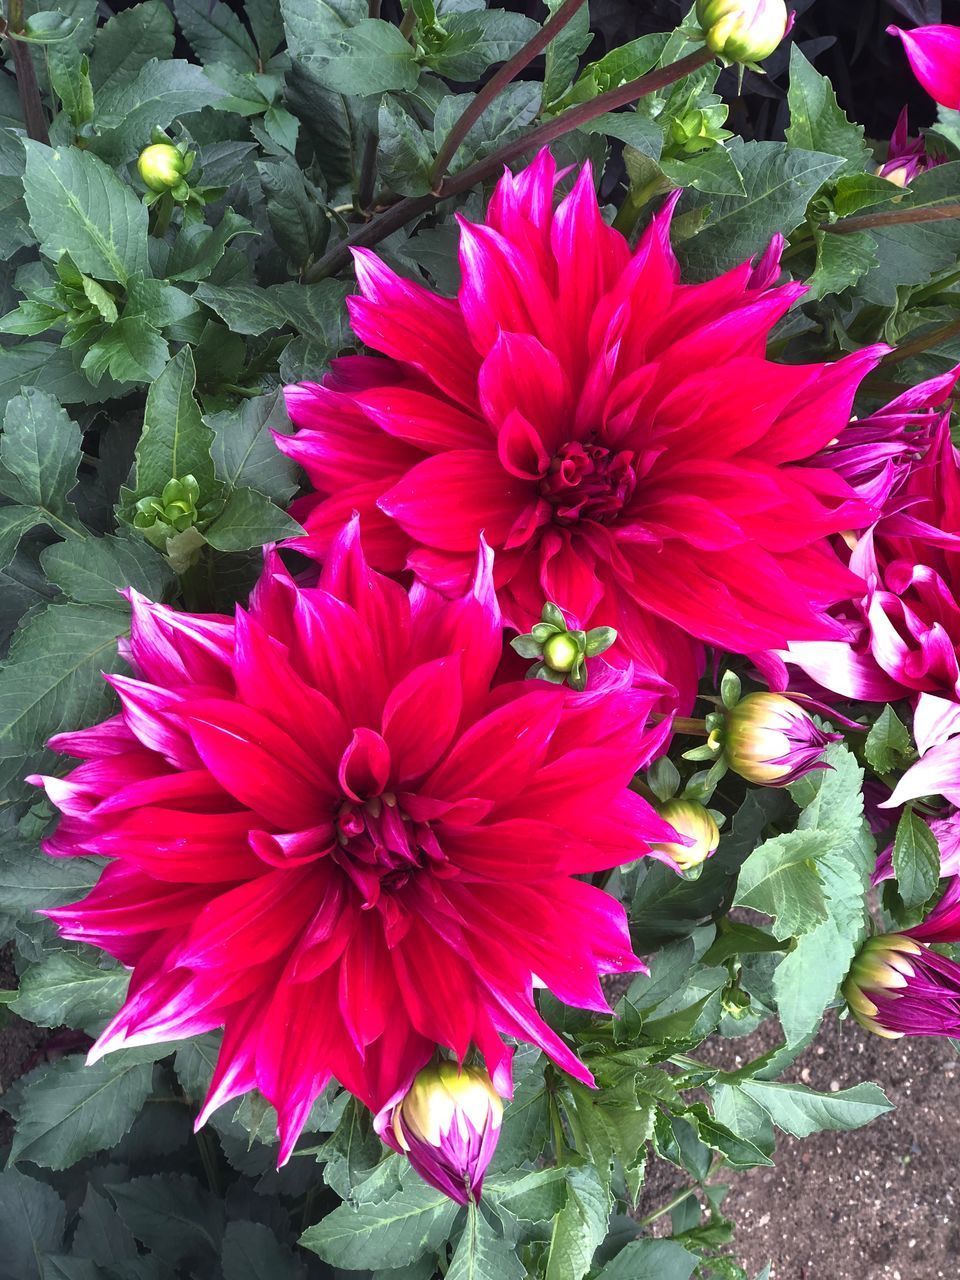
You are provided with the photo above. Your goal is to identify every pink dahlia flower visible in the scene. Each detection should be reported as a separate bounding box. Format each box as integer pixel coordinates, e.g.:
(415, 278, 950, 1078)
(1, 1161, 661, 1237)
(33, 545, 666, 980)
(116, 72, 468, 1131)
(786, 370, 960, 703)
(280, 150, 885, 713)
(30, 521, 676, 1164)
(888, 24, 960, 110)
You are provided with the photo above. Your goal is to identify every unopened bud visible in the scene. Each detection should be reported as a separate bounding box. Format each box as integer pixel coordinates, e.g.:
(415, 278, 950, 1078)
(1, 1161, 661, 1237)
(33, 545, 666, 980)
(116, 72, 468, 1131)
(137, 143, 192, 196)
(510, 603, 616, 691)
(387, 1062, 502, 1205)
(695, 0, 789, 63)
(651, 798, 720, 872)
(719, 692, 840, 787)
(843, 934, 922, 1040)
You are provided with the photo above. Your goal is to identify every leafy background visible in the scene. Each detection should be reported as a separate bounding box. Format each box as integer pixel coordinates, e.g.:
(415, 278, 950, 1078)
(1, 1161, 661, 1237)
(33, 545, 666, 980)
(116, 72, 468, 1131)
(0, 0, 958, 1275)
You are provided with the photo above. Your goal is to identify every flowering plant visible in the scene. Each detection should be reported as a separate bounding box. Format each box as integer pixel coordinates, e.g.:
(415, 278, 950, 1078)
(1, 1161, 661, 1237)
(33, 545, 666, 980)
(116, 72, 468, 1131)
(1, 1, 960, 1277)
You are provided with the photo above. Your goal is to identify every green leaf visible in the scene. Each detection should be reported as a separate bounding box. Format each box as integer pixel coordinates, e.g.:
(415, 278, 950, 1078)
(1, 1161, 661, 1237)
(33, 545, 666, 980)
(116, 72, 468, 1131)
(9, 1053, 157, 1169)
(0, 1170, 66, 1280)
(701, 922, 788, 967)
(806, 229, 879, 299)
(683, 1102, 773, 1169)
(109, 1174, 224, 1266)
(194, 280, 352, 348)
(123, 347, 218, 503)
(484, 1167, 567, 1237)
(0, 342, 115, 417)
(594, 1239, 698, 1280)
(165, 208, 257, 282)
(785, 47, 870, 176)
(379, 96, 435, 197)
(567, 1082, 655, 1200)
(258, 158, 327, 267)
(174, 0, 259, 71)
(432, 84, 540, 174)
(855, 161, 960, 306)
(80, 317, 170, 385)
(543, 1165, 609, 1280)
(733, 829, 828, 938)
(72, 1187, 139, 1268)
(207, 390, 300, 505)
(299, 1179, 459, 1269)
(542, 0, 592, 107)
(710, 1084, 775, 1159)
(425, 11, 539, 82)
(221, 1221, 305, 1280)
(0, 388, 84, 538)
(88, 1, 175, 92)
(662, 146, 745, 196)
(10, 951, 129, 1030)
(864, 705, 914, 775)
(447, 1205, 524, 1280)
(0, 823, 100, 920)
(22, 141, 149, 284)
(892, 807, 942, 910)
(124, 277, 198, 328)
(308, 19, 420, 94)
(41, 532, 175, 607)
(90, 59, 226, 165)
(678, 140, 845, 279)
(279, 0, 364, 60)
(738, 1079, 893, 1138)
(204, 486, 303, 551)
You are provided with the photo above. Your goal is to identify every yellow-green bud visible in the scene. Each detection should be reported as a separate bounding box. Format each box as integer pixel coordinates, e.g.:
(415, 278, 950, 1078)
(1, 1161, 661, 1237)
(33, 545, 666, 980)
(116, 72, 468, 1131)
(652, 798, 720, 872)
(390, 1062, 503, 1204)
(542, 632, 581, 673)
(695, 0, 789, 63)
(720, 691, 839, 787)
(137, 143, 189, 194)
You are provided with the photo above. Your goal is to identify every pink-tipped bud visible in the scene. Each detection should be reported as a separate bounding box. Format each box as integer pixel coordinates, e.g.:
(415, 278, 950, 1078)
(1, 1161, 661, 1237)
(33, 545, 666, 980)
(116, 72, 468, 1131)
(843, 933, 960, 1040)
(388, 1062, 503, 1204)
(651, 798, 720, 872)
(696, 0, 789, 63)
(719, 692, 840, 786)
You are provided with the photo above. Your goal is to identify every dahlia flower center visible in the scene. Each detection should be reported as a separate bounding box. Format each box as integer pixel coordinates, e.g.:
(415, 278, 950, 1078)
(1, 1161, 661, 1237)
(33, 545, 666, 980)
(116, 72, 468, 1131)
(540, 441, 637, 524)
(334, 793, 447, 905)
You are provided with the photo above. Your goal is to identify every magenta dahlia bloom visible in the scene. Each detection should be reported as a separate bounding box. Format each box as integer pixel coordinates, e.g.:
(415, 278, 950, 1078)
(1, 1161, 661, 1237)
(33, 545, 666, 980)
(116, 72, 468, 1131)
(280, 150, 885, 712)
(888, 24, 960, 110)
(30, 521, 676, 1163)
(788, 371, 960, 703)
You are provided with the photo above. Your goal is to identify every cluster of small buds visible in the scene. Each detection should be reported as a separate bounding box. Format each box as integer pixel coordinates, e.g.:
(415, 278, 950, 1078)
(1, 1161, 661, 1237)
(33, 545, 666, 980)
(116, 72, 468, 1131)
(133, 475, 202, 550)
(667, 99, 733, 156)
(510, 603, 616, 692)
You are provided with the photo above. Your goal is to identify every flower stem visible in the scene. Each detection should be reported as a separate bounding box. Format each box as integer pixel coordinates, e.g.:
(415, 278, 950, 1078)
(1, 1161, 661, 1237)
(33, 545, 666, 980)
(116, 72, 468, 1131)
(636, 1181, 700, 1228)
(3, 0, 49, 143)
(823, 202, 960, 235)
(612, 176, 669, 238)
(304, 46, 715, 282)
(667, 716, 710, 735)
(881, 316, 960, 367)
(430, 0, 589, 187)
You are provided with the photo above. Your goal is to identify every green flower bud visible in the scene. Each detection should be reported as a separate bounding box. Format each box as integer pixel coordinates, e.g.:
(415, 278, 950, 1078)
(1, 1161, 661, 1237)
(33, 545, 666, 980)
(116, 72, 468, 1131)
(542, 631, 580, 673)
(652, 798, 720, 872)
(137, 143, 191, 194)
(133, 474, 202, 549)
(695, 0, 789, 63)
(510, 603, 617, 692)
(668, 103, 731, 155)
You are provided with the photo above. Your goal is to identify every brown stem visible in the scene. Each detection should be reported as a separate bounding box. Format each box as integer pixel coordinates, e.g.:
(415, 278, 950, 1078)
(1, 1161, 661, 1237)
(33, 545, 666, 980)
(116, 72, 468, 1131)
(305, 46, 714, 282)
(823, 203, 960, 235)
(368, 0, 382, 16)
(881, 316, 960, 367)
(430, 0, 589, 186)
(4, 0, 49, 143)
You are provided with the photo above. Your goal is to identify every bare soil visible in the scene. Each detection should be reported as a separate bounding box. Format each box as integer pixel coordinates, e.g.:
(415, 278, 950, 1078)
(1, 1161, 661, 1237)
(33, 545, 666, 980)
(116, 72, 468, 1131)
(638, 1015, 960, 1280)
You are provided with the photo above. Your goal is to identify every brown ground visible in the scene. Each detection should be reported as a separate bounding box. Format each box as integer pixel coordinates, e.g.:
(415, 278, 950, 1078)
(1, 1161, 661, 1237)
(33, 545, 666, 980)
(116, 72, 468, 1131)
(2, 944, 956, 1279)
(637, 1014, 959, 1280)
